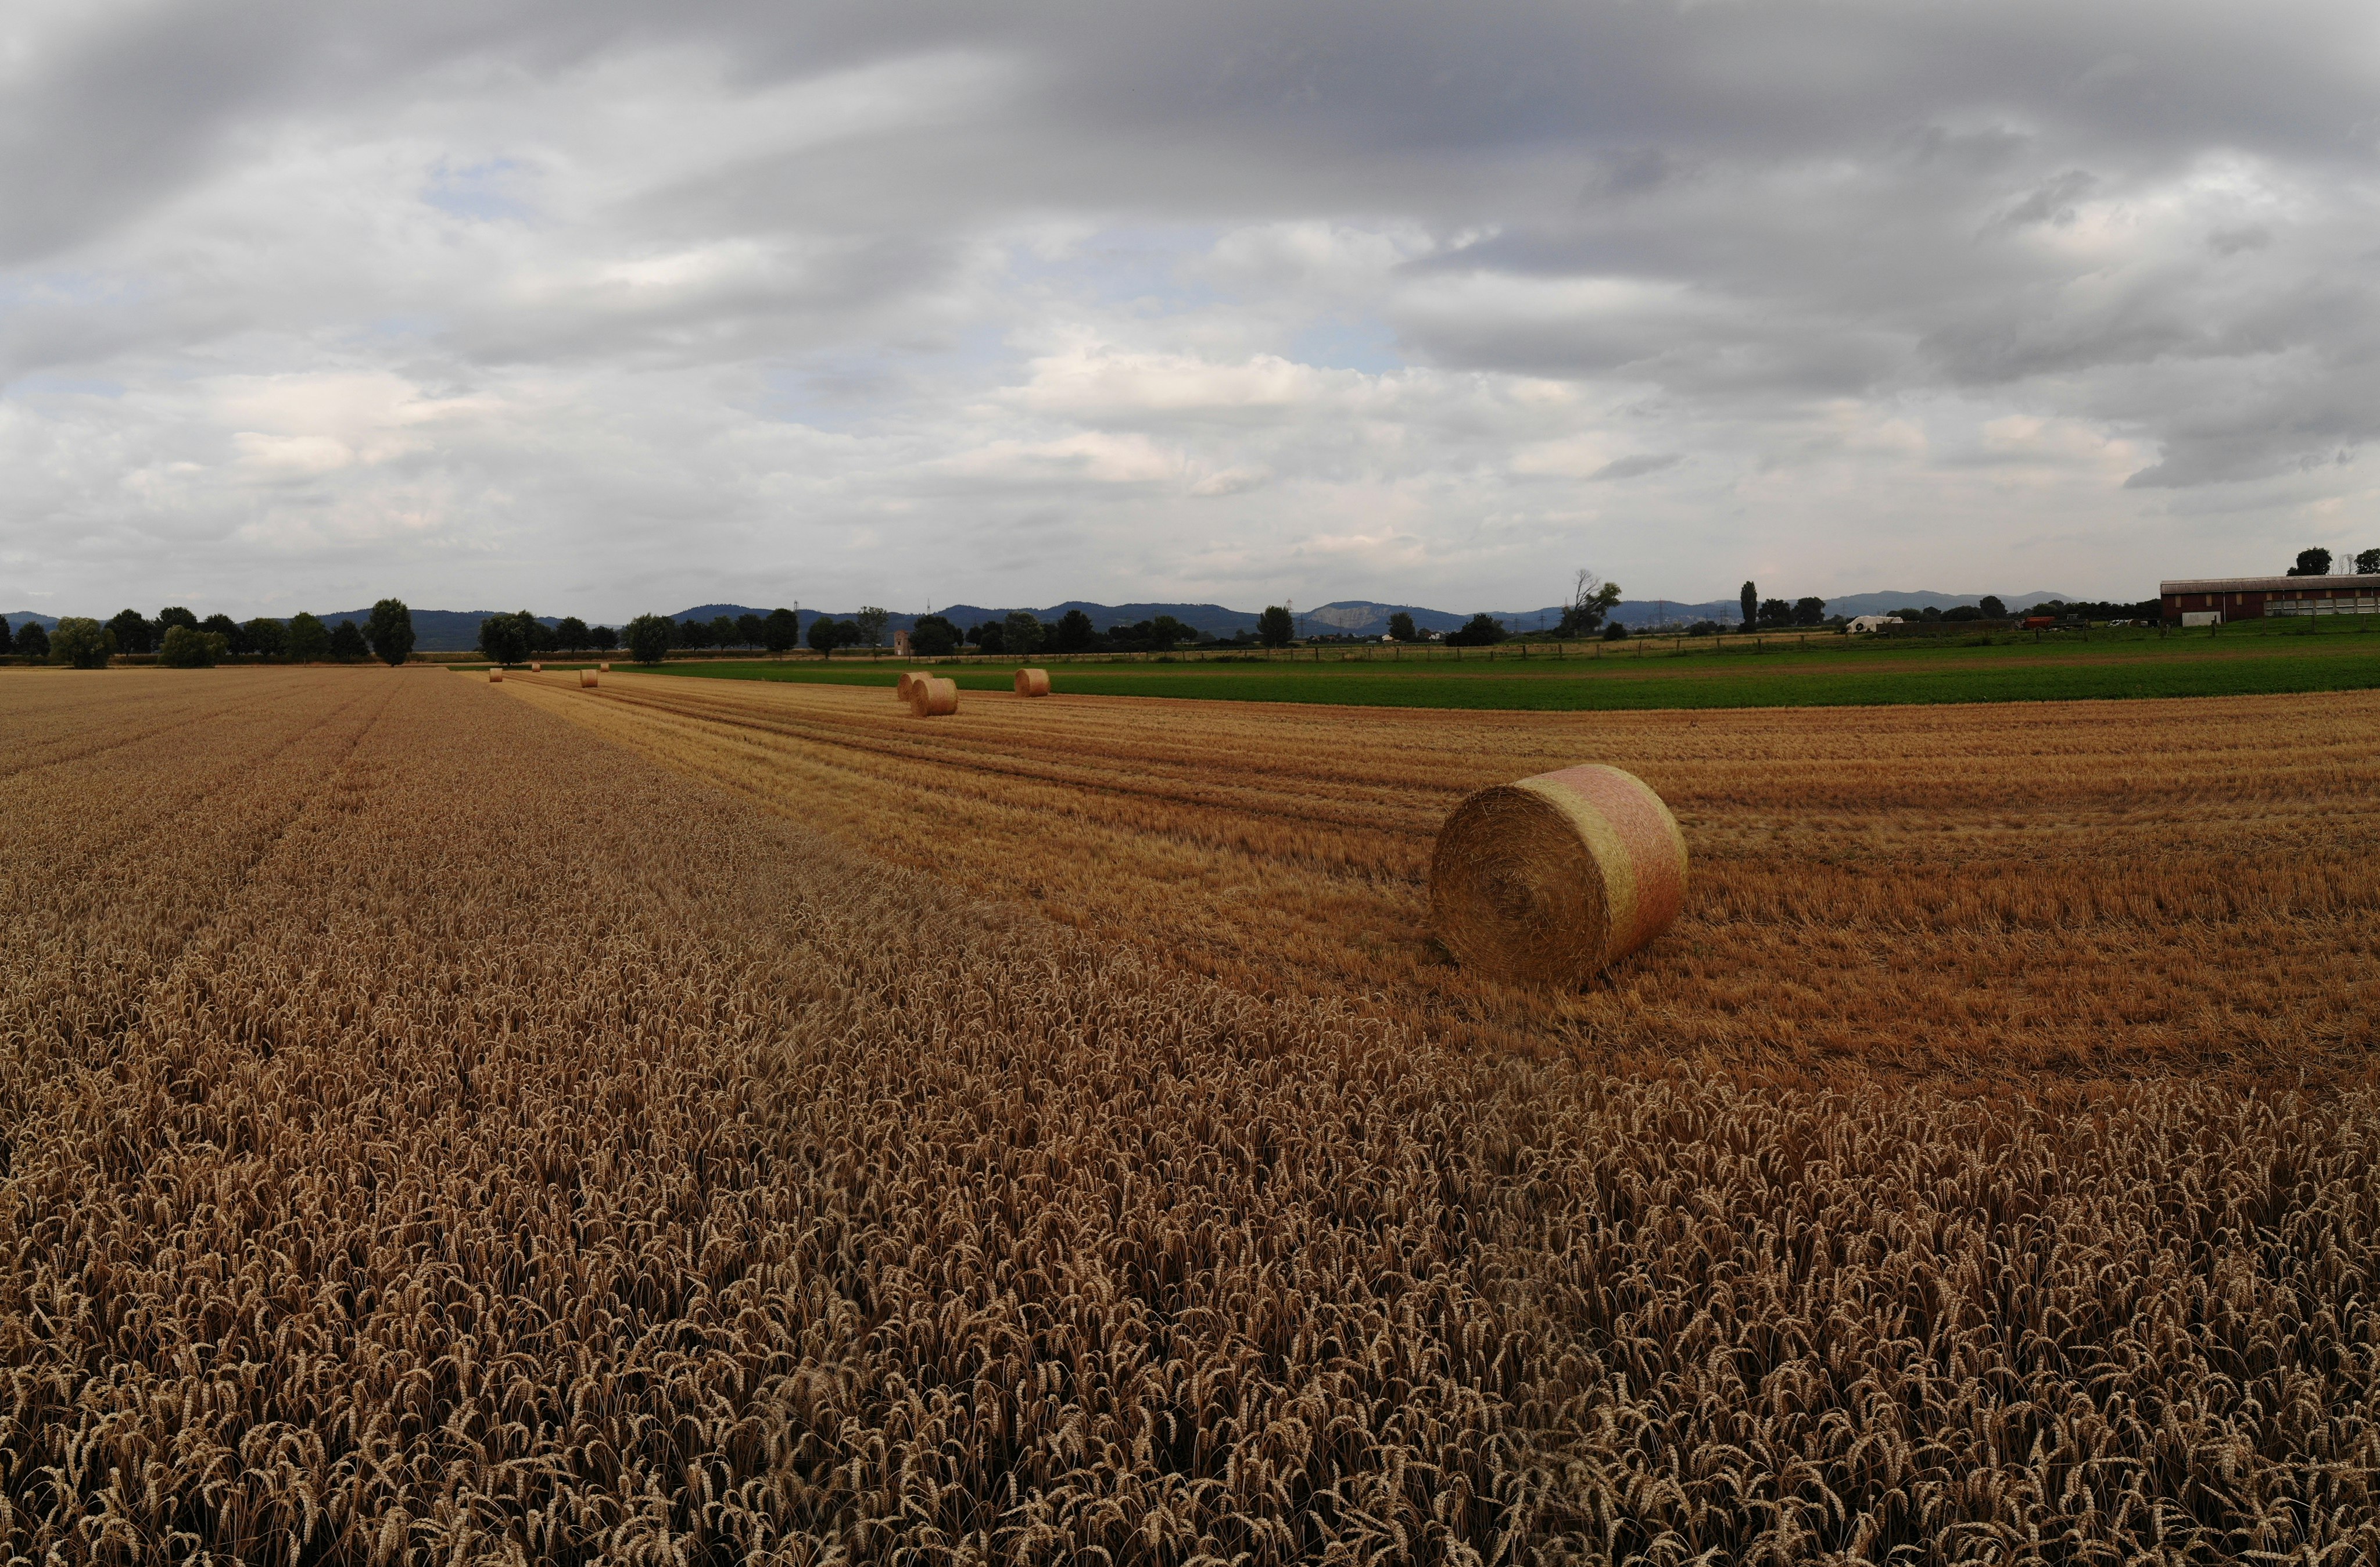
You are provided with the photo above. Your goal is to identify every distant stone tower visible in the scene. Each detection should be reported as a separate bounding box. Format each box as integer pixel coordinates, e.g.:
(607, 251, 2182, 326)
(894, 628, 913, 656)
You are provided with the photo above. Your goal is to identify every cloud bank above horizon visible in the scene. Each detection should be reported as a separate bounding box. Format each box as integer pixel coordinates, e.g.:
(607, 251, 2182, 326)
(3, 0, 2377, 619)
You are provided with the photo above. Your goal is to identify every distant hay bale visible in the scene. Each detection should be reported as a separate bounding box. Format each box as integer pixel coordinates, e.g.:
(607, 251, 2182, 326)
(529, 661, 542, 672)
(580, 670, 598, 688)
(908, 676, 959, 717)
(598, 661, 610, 671)
(1014, 667, 1051, 697)
(487, 670, 504, 683)
(1430, 763, 1687, 985)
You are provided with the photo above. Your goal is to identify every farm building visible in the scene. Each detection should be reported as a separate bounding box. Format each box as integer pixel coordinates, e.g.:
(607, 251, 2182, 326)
(2160, 575, 2380, 625)
(1845, 614, 1903, 634)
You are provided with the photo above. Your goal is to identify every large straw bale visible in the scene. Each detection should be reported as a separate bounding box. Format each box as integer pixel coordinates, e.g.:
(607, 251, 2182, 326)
(580, 670, 599, 688)
(1014, 667, 1052, 697)
(598, 661, 610, 671)
(1429, 763, 1686, 983)
(908, 676, 959, 717)
(488, 669, 504, 683)
(897, 671, 924, 701)
(530, 661, 542, 672)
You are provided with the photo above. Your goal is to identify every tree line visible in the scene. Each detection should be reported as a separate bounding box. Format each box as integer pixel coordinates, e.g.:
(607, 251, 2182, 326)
(3, 602, 415, 668)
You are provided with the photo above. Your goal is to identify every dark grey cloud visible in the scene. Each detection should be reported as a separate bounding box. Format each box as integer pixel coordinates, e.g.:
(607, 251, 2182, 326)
(2, 0, 2376, 620)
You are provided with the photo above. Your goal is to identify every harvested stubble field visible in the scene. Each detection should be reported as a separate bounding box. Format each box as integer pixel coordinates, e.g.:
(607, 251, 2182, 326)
(507, 666, 2380, 1080)
(2, 667, 2375, 1564)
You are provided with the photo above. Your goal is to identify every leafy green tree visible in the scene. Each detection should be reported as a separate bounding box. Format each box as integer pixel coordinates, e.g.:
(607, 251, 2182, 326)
(808, 617, 862, 656)
(1603, 621, 1629, 641)
(2357, 549, 2380, 575)
(707, 614, 738, 649)
(1979, 595, 2007, 618)
(1052, 609, 1096, 653)
(328, 620, 368, 661)
(1791, 596, 1827, 627)
(553, 616, 591, 652)
(1146, 615, 1192, 649)
(243, 617, 289, 659)
(1757, 598, 1793, 628)
(107, 609, 155, 654)
(285, 613, 331, 661)
(590, 624, 618, 652)
(1387, 611, 1418, 642)
(625, 613, 676, 664)
(521, 614, 558, 655)
(733, 613, 766, 648)
(159, 624, 221, 667)
(0, 617, 13, 656)
(910, 614, 961, 656)
(851, 607, 890, 648)
(1740, 581, 1758, 632)
(202, 613, 249, 655)
(1257, 606, 1295, 647)
(1001, 610, 1041, 656)
(157, 606, 198, 634)
(15, 621, 47, 659)
(1446, 613, 1507, 647)
(477, 613, 529, 666)
(676, 616, 715, 650)
(1558, 570, 1623, 636)
(365, 599, 415, 664)
(51, 618, 114, 668)
(969, 620, 1006, 654)
(762, 608, 800, 652)
(2288, 548, 2332, 577)
(1942, 604, 1983, 622)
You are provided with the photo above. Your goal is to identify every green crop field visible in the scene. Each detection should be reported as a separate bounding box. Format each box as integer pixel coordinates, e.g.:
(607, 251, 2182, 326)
(621, 619, 2380, 711)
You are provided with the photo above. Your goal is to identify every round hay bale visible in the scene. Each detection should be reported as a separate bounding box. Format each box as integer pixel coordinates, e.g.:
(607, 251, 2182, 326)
(1429, 764, 1686, 985)
(487, 669, 504, 683)
(907, 675, 959, 717)
(896, 671, 923, 701)
(580, 669, 599, 688)
(529, 661, 542, 672)
(1014, 667, 1051, 697)
(599, 661, 611, 671)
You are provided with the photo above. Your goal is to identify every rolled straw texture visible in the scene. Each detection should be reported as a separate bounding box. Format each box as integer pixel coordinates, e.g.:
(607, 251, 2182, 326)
(580, 670, 599, 688)
(487, 670, 504, 683)
(530, 662, 542, 672)
(1014, 667, 1052, 697)
(1429, 763, 1687, 985)
(907, 676, 959, 717)
(896, 672, 923, 701)
(598, 661, 610, 671)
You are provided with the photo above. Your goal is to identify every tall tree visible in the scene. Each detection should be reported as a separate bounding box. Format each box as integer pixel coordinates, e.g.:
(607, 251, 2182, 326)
(202, 613, 250, 655)
(807, 617, 848, 656)
(1740, 581, 1758, 631)
(2289, 548, 2333, 577)
(1979, 595, 2007, 618)
(365, 599, 415, 665)
(243, 617, 288, 659)
(285, 613, 331, 661)
(328, 620, 368, 661)
(590, 624, 619, 652)
(969, 620, 1006, 654)
(1446, 614, 1508, 647)
(2359, 548, 2380, 575)
(0, 618, 13, 656)
(15, 621, 48, 659)
(1758, 598, 1793, 629)
(1791, 596, 1827, 627)
(554, 616, 591, 652)
(156, 606, 198, 633)
(624, 614, 676, 664)
(762, 607, 800, 652)
(106, 609, 155, 654)
(1387, 611, 1418, 642)
(734, 613, 766, 648)
(1257, 606, 1295, 647)
(1054, 608, 1097, 653)
(50, 618, 115, 668)
(707, 614, 737, 649)
(477, 613, 529, 666)
(1559, 569, 1623, 636)
(157, 625, 216, 667)
(910, 614, 960, 656)
(1001, 610, 1042, 656)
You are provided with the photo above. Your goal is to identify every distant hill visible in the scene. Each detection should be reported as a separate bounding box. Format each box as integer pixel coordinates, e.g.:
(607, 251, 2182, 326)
(306, 608, 560, 653)
(4, 612, 60, 632)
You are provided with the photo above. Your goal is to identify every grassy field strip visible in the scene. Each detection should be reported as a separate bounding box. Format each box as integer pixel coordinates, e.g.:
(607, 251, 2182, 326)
(503, 667, 2380, 1079)
(637, 630, 2380, 710)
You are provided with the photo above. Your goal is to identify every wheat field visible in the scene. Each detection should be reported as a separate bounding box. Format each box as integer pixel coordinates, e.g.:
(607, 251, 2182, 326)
(3, 668, 2375, 1563)
(503, 666, 2380, 1080)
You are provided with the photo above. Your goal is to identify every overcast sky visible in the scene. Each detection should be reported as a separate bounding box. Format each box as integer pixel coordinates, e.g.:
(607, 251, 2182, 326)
(5, 1, 2377, 619)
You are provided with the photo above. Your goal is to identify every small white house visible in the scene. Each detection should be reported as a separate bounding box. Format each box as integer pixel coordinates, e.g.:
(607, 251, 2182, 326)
(1845, 614, 1904, 634)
